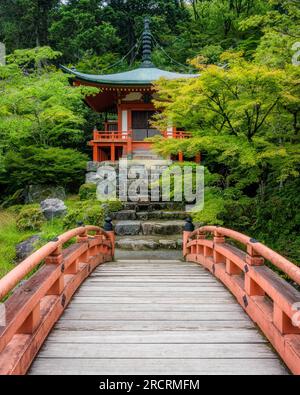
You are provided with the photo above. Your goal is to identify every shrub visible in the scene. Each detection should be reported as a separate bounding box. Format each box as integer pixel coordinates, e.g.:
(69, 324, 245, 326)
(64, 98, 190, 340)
(79, 183, 97, 200)
(2, 146, 88, 194)
(16, 207, 45, 231)
(63, 203, 104, 229)
(100, 198, 122, 213)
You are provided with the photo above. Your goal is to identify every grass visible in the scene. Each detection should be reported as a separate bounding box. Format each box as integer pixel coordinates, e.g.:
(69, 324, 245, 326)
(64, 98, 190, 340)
(0, 211, 35, 277)
(0, 197, 81, 279)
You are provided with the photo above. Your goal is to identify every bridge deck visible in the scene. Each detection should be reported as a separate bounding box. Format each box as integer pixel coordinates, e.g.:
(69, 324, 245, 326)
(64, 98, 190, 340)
(29, 260, 288, 375)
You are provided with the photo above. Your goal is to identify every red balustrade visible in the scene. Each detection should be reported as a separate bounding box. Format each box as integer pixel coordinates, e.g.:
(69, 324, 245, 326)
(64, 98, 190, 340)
(93, 130, 191, 142)
(183, 224, 300, 374)
(0, 225, 115, 375)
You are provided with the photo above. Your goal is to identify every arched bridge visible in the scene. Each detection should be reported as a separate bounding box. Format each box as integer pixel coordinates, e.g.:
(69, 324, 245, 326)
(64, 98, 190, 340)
(0, 220, 299, 375)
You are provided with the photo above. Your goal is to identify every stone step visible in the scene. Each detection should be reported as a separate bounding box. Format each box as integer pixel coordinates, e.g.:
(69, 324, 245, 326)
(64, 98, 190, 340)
(115, 249, 182, 260)
(115, 235, 182, 251)
(136, 211, 187, 221)
(122, 202, 185, 211)
(114, 220, 185, 236)
(110, 210, 187, 221)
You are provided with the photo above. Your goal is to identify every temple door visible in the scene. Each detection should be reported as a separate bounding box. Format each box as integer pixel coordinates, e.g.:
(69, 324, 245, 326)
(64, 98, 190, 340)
(132, 111, 160, 140)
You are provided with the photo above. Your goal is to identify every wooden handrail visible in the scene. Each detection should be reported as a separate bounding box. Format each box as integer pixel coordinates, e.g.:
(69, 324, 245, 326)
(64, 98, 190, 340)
(183, 224, 300, 375)
(189, 225, 300, 285)
(0, 225, 115, 374)
(93, 130, 132, 141)
(93, 130, 191, 141)
(0, 226, 107, 300)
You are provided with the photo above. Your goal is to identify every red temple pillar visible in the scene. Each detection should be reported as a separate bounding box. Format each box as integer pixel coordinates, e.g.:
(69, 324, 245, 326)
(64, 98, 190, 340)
(93, 145, 98, 162)
(178, 151, 184, 162)
(111, 144, 115, 161)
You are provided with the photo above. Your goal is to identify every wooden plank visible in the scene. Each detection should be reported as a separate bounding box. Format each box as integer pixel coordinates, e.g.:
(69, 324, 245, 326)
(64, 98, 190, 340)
(61, 310, 248, 321)
(70, 291, 229, 297)
(45, 329, 268, 344)
(61, 303, 242, 312)
(29, 358, 287, 375)
(70, 296, 237, 304)
(36, 342, 277, 359)
(54, 320, 254, 331)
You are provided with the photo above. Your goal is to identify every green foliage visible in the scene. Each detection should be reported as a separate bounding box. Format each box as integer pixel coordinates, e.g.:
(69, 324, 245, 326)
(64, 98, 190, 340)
(79, 183, 97, 200)
(0, 50, 98, 150)
(63, 201, 104, 229)
(192, 188, 225, 226)
(0, 211, 36, 277)
(16, 206, 45, 232)
(2, 146, 88, 194)
(100, 198, 123, 213)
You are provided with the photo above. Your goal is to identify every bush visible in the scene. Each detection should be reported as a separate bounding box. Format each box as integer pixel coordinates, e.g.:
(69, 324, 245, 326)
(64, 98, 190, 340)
(63, 203, 104, 229)
(2, 146, 88, 194)
(100, 198, 122, 213)
(79, 183, 97, 200)
(16, 207, 45, 231)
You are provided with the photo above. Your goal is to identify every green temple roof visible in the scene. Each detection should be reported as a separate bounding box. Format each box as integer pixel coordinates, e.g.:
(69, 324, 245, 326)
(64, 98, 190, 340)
(60, 65, 198, 86)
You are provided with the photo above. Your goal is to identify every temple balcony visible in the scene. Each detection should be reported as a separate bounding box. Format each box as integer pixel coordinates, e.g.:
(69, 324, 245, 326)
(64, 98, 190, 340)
(89, 129, 197, 163)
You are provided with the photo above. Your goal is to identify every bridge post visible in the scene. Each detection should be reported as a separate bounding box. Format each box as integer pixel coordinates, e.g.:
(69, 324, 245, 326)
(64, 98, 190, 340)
(244, 240, 265, 297)
(45, 242, 64, 296)
(104, 217, 115, 259)
(213, 229, 226, 264)
(183, 218, 194, 258)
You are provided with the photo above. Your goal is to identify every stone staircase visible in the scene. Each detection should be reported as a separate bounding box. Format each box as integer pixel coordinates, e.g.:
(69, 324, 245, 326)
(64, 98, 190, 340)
(86, 159, 188, 259)
(110, 204, 187, 260)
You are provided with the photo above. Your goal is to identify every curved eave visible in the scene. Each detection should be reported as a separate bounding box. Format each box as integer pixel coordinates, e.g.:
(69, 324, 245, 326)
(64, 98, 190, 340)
(60, 65, 198, 87)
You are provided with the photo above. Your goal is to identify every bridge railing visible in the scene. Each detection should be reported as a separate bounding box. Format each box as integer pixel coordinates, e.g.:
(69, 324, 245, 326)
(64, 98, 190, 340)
(183, 223, 300, 375)
(0, 224, 115, 375)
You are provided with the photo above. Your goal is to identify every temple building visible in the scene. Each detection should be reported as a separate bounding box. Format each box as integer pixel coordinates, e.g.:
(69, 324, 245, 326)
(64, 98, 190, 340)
(62, 18, 199, 163)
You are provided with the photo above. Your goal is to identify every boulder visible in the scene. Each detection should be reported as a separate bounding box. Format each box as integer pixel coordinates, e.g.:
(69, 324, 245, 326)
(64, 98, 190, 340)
(115, 220, 141, 236)
(25, 185, 66, 204)
(40, 198, 67, 220)
(15, 235, 41, 263)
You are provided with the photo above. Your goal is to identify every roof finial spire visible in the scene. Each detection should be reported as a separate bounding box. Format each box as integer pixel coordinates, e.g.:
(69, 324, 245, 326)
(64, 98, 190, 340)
(141, 17, 154, 68)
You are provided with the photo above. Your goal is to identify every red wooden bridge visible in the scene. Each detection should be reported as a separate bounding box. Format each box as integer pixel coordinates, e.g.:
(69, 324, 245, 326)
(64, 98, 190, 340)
(0, 221, 299, 375)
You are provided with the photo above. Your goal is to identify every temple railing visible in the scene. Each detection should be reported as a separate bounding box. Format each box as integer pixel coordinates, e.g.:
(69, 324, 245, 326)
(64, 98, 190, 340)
(93, 130, 131, 141)
(183, 223, 300, 374)
(93, 130, 191, 142)
(0, 224, 115, 375)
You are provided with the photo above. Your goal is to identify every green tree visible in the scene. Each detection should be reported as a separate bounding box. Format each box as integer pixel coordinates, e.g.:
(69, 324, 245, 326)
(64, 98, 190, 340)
(0, 0, 59, 52)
